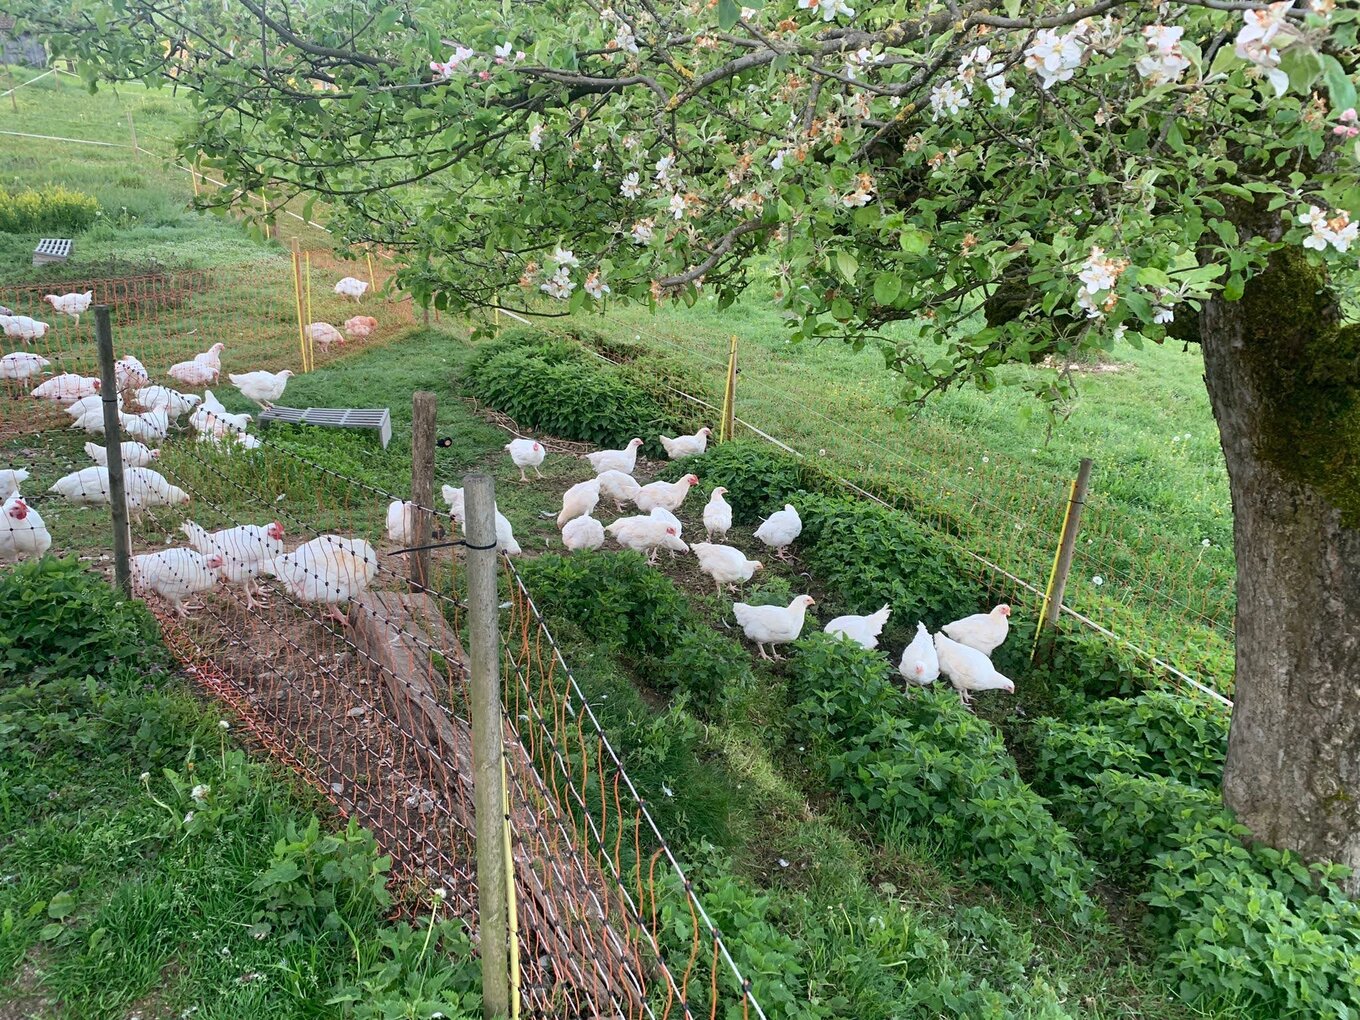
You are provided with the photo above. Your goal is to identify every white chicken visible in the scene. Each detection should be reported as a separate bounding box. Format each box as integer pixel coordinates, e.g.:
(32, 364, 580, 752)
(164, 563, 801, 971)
(441, 485, 465, 523)
(0, 469, 30, 500)
(648, 507, 685, 559)
(691, 542, 762, 598)
(49, 466, 188, 518)
(561, 515, 605, 552)
(585, 438, 643, 475)
(135, 386, 201, 419)
(604, 514, 687, 563)
(934, 632, 1015, 707)
(265, 534, 379, 626)
(0, 493, 51, 561)
(32, 374, 100, 402)
(824, 604, 892, 650)
(344, 315, 378, 339)
(733, 595, 815, 661)
(115, 355, 151, 392)
(596, 469, 641, 510)
(0, 351, 50, 381)
(898, 622, 941, 687)
(459, 507, 521, 555)
(182, 519, 285, 611)
(43, 290, 93, 322)
(0, 314, 50, 341)
(167, 343, 225, 386)
(386, 500, 418, 549)
(132, 548, 224, 617)
(306, 322, 345, 347)
(941, 604, 1011, 657)
(85, 440, 160, 468)
(557, 478, 600, 529)
(119, 409, 171, 444)
(753, 504, 802, 561)
(69, 409, 112, 435)
(190, 400, 251, 437)
(633, 473, 698, 513)
(65, 393, 118, 420)
(659, 427, 712, 460)
(505, 438, 546, 481)
(703, 486, 732, 541)
(334, 277, 369, 301)
(229, 369, 294, 407)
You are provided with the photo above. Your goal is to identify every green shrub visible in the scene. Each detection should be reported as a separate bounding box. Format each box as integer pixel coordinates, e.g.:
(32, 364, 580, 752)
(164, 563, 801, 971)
(1025, 627, 1156, 698)
(1079, 689, 1228, 787)
(795, 493, 979, 648)
(1027, 718, 1151, 796)
(0, 557, 162, 686)
(0, 183, 100, 233)
(1146, 832, 1360, 1015)
(463, 330, 697, 455)
(658, 626, 753, 720)
(250, 816, 392, 941)
(516, 551, 689, 657)
(328, 920, 482, 1019)
(657, 441, 817, 524)
(1057, 770, 1235, 882)
(791, 635, 1097, 922)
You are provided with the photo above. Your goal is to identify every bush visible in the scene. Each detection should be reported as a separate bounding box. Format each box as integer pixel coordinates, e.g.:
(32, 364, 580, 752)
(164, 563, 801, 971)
(1027, 718, 1151, 797)
(1056, 770, 1235, 882)
(1078, 689, 1228, 787)
(658, 626, 753, 719)
(0, 183, 100, 234)
(0, 557, 162, 686)
(250, 816, 392, 942)
(463, 330, 697, 455)
(795, 493, 979, 649)
(1146, 831, 1360, 1015)
(791, 635, 1097, 922)
(657, 441, 817, 524)
(1026, 627, 1157, 698)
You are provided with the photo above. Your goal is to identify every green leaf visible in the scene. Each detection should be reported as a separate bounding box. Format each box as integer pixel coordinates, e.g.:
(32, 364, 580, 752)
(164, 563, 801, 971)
(717, 0, 741, 30)
(1135, 267, 1172, 289)
(1320, 55, 1357, 112)
(834, 251, 858, 283)
(47, 892, 75, 919)
(1224, 274, 1245, 302)
(1280, 47, 1323, 94)
(873, 273, 902, 306)
(899, 227, 931, 256)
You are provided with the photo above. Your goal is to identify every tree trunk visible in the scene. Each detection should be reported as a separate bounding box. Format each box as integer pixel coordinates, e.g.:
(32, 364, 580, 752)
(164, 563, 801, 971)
(1199, 248, 1360, 893)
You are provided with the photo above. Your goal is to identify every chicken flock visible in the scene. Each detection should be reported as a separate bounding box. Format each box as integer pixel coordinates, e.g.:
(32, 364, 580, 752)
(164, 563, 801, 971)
(1, 283, 384, 626)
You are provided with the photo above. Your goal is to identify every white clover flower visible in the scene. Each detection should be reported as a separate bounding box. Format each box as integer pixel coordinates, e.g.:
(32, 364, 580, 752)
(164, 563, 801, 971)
(1092, 576, 1104, 587)
(620, 171, 642, 199)
(1202, 539, 1212, 547)
(779, 858, 790, 867)
(139, 771, 151, 782)
(218, 720, 230, 730)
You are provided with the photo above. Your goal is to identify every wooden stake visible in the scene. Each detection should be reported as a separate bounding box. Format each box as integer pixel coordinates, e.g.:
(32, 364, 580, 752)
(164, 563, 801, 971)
(290, 239, 308, 371)
(409, 392, 437, 592)
(94, 307, 133, 597)
(464, 473, 511, 1020)
(127, 111, 139, 155)
(720, 334, 738, 442)
(1032, 458, 1094, 658)
(304, 252, 315, 370)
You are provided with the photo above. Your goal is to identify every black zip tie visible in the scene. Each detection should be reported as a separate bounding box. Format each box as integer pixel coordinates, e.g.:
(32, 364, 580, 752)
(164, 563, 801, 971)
(391, 538, 498, 555)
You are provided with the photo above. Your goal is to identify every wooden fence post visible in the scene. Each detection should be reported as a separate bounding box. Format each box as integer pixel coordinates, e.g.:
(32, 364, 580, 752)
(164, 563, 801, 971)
(94, 307, 133, 597)
(409, 392, 437, 592)
(290, 239, 308, 371)
(1032, 458, 1094, 659)
(464, 473, 512, 1020)
(720, 334, 738, 442)
(127, 111, 139, 155)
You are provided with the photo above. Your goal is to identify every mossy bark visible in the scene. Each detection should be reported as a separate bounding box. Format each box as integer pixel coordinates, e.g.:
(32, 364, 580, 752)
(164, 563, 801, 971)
(1200, 247, 1360, 894)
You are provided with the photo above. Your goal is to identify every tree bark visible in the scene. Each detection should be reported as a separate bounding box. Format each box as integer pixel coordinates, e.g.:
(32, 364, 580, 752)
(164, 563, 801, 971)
(1200, 248, 1360, 894)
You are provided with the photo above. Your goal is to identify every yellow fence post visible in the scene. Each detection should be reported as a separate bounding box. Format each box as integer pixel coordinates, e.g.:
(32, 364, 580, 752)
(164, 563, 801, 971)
(365, 252, 377, 296)
(502, 756, 520, 1020)
(1031, 458, 1094, 662)
(720, 334, 738, 442)
(291, 239, 309, 372)
(304, 252, 315, 371)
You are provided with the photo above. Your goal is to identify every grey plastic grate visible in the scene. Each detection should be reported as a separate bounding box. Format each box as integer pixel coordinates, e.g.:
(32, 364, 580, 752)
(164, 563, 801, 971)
(257, 405, 392, 448)
(32, 238, 73, 266)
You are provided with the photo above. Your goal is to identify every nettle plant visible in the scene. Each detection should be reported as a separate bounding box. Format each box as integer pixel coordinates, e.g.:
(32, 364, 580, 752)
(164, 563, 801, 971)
(41, 0, 1360, 884)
